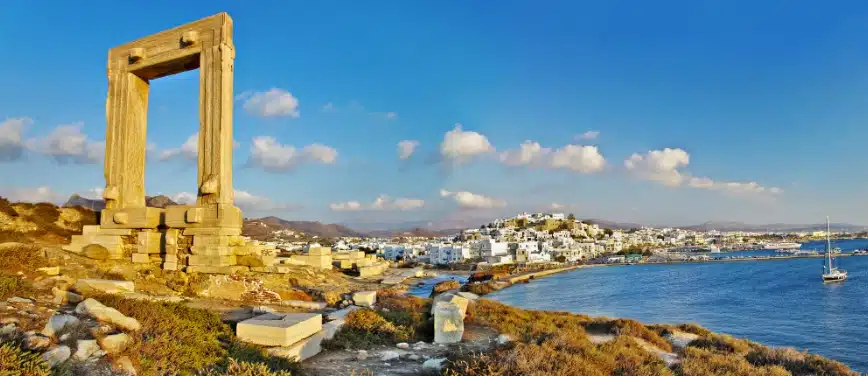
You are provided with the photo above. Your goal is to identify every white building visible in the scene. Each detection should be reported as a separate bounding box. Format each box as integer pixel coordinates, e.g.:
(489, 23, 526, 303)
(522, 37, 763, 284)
(479, 239, 509, 257)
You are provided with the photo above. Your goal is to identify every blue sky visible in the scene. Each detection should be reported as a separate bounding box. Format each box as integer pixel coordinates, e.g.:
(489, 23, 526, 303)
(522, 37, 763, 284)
(4, 1, 868, 229)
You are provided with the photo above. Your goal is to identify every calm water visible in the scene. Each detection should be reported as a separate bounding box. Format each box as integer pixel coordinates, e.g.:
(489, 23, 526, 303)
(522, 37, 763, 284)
(486, 239, 868, 372)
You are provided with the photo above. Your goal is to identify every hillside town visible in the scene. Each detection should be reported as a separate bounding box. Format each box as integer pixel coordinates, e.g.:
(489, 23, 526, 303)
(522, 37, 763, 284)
(255, 212, 855, 267)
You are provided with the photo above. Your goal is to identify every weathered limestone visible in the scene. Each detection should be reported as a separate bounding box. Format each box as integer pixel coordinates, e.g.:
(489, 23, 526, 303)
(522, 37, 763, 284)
(73, 279, 135, 295)
(73, 339, 101, 360)
(75, 298, 142, 332)
(99, 333, 132, 354)
(434, 301, 465, 344)
(236, 313, 322, 347)
(42, 315, 80, 338)
(352, 291, 377, 307)
(431, 293, 470, 317)
(43, 345, 71, 367)
(266, 330, 326, 361)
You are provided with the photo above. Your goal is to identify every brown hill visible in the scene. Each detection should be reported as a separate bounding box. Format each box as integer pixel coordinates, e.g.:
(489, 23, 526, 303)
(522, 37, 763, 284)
(245, 216, 366, 239)
(0, 197, 98, 245)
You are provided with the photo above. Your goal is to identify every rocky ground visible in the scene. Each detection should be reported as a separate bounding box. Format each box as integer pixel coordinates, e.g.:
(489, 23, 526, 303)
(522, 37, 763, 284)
(303, 325, 499, 376)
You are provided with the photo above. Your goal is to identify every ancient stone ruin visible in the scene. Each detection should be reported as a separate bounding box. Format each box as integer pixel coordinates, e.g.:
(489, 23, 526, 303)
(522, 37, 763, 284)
(60, 13, 343, 274)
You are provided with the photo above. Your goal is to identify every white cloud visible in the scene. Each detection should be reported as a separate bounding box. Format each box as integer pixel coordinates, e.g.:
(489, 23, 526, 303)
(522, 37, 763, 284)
(329, 201, 362, 211)
(624, 148, 690, 187)
(499, 141, 548, 167)
(0, 117, 31, 162)
(166, 190, 297, 211)
(550, 203, 564, 210)
(627, 148, 782, 196)
(549, 145, 606, 173)
(397, 140, 419, 160)
(157, 133, 240, 162)
(169, 192, 196, 205)
(440, 189, 506, 209)
(322, 103, 337, 112)
(0, 186, 61, 203)
(248, 136, 338, 172)
(330, 195, 425, 211)
(440, 124, 494, 164)
(81, 187, 104, 200)
(240, 88, 300, 118)
(27, 122, 104, 164)
(158, 133, 198, 161)
(499, 141, 606, 173)
(576, 130, 600, 140)
(235, 189, 299, 211)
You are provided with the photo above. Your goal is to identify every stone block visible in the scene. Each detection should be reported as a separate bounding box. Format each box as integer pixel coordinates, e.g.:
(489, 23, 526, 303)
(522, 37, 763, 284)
(136, 231, 162, 254)
(73, 279, 135, 294)
(237, 255, 276, 267)
(131, 253, 151, 264)
(431, 293, 470, 317)
(100, 207, 162, 229)
(434, 301, 464, 344)
(75, 299, 141, 331)
(266, 330, 325, 361)
(358, 264, 385, 278)
(164, 254, 178, 263)
(187, 255, 236, 266)
(163, 262, 178, 271)
(237, 313, 323, 347)
(355, 258, 374, 267)
(352, 291, 376, 307)
(182, 227, 242, 236)
(190, 245, 234, 256)
(308, 247, 331, 256)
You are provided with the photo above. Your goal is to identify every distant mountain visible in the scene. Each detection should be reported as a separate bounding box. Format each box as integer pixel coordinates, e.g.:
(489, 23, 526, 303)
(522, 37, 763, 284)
(62, 194, 179, 211)
(63, 194, 104, 211)
(582, 218, 644, 230)
(367, 227, 462, 238)
(145, 195, 178, 208)
(248, 216, 366, 239)
(680, 221, 868, 232)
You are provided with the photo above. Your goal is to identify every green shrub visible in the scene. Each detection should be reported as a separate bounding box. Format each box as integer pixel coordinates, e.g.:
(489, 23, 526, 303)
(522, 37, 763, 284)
(0, 274, 31, 300)
(323, 308, 416, 350)
(688, 333, 752, 355)
(91, 294, 233, 376)
(678, 347, 791, 376)
(201, 359, 293, 376)
(0, 342, 50, 376)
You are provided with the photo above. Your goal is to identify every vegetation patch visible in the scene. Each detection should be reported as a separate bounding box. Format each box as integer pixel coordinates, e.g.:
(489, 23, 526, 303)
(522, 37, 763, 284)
(323, 308, 420, 350)
(0, 243, 48, 272)
(0, 342, 50, 376)
(0, 274, 32, 300)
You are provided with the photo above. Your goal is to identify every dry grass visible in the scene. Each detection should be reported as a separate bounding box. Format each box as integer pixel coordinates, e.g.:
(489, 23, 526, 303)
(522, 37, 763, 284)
(0, 342, 50, 376)
(0, 274, 32, 300)
(90, 294, 297, 376)
(0, 243, 48, 272)
(323, 308, 418, 350)
(442, 299, 857, 376)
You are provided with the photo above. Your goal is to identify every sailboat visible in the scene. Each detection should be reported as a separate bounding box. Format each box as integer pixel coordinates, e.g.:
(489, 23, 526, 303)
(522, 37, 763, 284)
(822, 216, 847, 283)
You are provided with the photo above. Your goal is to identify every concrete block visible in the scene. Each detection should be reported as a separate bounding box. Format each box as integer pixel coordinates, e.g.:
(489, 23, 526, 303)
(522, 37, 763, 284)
(237, 313, 323, 347)
(352, 291, 377, 307)
(431, 293, 470, 317)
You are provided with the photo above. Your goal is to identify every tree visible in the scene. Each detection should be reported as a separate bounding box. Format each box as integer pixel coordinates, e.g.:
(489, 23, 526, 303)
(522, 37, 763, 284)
(642, 250, 653, 257)
(567, 213, 576, 221)
(604, 228, 614, 236)
(554, 255, 567, 263)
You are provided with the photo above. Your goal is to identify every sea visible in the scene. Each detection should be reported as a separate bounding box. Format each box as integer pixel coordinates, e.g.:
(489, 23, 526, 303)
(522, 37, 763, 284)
(483, 238, 868, 373)
(409, 239, 868, 372)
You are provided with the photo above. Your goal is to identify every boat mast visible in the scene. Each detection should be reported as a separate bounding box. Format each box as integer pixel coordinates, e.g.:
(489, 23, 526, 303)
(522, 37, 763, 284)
(826, 216, 832, 272)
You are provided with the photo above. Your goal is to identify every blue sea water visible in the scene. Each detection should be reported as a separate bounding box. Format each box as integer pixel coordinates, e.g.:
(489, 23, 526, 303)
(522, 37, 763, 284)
(484, 239, 868, 373)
